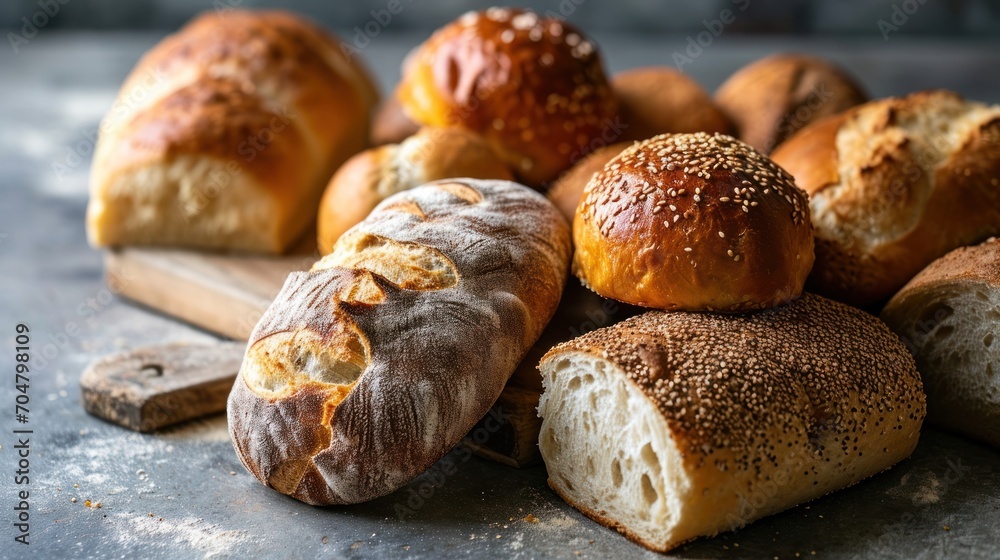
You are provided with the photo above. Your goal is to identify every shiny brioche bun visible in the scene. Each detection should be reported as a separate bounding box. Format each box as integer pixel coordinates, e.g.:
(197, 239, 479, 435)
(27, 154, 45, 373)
(396, 8, 618, 187)
(548, 141, 632, 222)
(573, 132, 815, 311)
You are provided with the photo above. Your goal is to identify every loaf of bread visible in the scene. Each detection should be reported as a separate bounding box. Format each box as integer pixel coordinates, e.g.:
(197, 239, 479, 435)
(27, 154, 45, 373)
(547, 142, 631, 222)
(771, 90, 1000, 307)
(317, 127, 513, 254)
(395, 8, 618, 186)
(881, 238, 1000, 447)
(613, 67, 732, 142)
(538, 293, 926, 552)
(573, 132, 814, 311)
(87, 10, 379, 253)
(715, 53, 867, 153)
(466, 281, 643, 467)
(228, 178, 571, 504)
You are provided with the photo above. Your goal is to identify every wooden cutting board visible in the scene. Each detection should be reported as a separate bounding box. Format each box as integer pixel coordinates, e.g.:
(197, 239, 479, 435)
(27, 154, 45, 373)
(103, 243, 640, 467)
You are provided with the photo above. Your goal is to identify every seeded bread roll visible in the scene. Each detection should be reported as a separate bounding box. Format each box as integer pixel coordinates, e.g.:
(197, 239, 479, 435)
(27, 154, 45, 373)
(228, 178, 571, 504)
(87, 10, 379, 253)
(771, 90, 1000, 307)
(613, 67, 733, 142)
(538, 293, 926, 552)
(548, 142, 632, 222)
(573, 132, 814, 311)
(881, 238, 1000, 447)
(317, 127, 513, 254)
(714, 53, 867, 153)
(396, 8, 618, 186)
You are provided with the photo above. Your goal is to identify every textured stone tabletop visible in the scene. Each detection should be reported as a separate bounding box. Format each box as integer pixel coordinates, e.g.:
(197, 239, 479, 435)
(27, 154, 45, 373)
(0, 32, 998, 559)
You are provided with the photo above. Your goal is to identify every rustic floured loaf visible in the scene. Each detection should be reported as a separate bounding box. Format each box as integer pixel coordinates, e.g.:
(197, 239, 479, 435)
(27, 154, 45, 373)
(771, 90, 1000, 306)
(538, 293, 925, 551)
(87, 10, 379, 253)
(228, 178, 571, 504)
(882, 238, 1000, 447)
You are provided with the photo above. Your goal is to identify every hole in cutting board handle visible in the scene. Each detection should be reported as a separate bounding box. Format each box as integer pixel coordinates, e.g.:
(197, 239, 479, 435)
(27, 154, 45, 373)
(141, 364, 164, 377)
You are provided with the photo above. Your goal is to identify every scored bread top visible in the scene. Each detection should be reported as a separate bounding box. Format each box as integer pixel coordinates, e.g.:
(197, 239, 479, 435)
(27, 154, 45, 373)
(228, 178, 571, 505)
(771, 89, 1000, 306)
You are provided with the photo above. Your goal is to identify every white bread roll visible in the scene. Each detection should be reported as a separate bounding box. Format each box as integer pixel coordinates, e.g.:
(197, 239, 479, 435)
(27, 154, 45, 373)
(228, 178, 571, 504)
(881, 238, 1000, 447)
(538, 293, 925, 551)
(87, 10, 379, 254)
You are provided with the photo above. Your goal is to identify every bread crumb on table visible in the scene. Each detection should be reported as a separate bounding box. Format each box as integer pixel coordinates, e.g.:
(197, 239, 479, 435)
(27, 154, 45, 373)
(523, 514, 540, 523)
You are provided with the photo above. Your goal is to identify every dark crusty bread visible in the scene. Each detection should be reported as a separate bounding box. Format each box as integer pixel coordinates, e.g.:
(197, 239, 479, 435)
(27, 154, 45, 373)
(396, 8, 618, 186)
(613, 67, 732, 142)
(87, 10, 379, 254)
(538, 293, 926, 552)
(882, 238, 1000, 447)
(714, 53, 867, 153)
(573, 132, 814, 312)
(771, 90, 1000, 307)
(317, 127, 512, 254)
(228, 178, 571, 504)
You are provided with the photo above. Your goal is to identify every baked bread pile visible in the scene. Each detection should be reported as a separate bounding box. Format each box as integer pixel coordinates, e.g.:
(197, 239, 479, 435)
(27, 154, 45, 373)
(86, 6, 998, 555)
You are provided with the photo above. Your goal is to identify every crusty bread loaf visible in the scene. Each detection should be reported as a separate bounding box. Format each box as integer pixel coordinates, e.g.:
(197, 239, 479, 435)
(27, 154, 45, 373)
(881, 238, 1000, 447)
(87, 10, 379, 253)
(396, 8, 618, 186)
(228, 178, 571, 504)
(547, 142, 632, 222)
(771, 90, 1000, 307)
(465, 281, 643, 467)
(573, 132, 814, 311)
(317, 127, 513, 254)
(538, 293, 926, 552)
(613, 67, 732, 142)
(714, 53, 866, 153)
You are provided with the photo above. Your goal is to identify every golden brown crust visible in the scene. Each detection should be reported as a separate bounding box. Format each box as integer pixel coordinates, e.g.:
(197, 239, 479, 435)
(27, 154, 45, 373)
(715, 53, 867, 153)
(573, 132, 814, 311)
(613, 67, 733, 142)
(228, 179, 572, 504)
(771, 90, 1000, 307)
(541, 293, 926, 551)
(317, 127, 514, 254)
(396, 8, 618, 187)
(371, 92, 421, 146)
(547, 142, 632, 222)
(88, 10, 379, 254)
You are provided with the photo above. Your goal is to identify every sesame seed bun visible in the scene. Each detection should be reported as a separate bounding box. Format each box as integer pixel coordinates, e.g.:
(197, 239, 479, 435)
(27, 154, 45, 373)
(396, 8, 618, 187)
(548, 141, 633, 222)
(572, 132, 814, 312)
